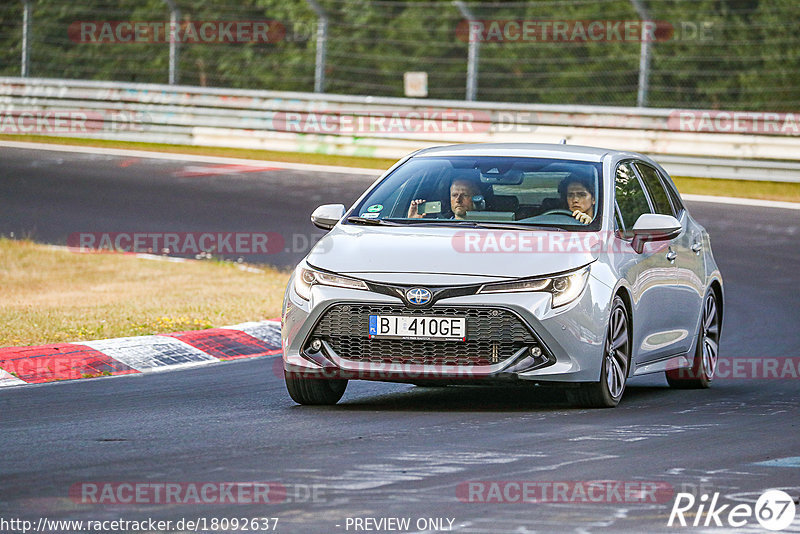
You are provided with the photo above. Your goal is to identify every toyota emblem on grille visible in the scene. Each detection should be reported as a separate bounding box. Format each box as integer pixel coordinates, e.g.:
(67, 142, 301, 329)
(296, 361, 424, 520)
(406, 287, 432, 305)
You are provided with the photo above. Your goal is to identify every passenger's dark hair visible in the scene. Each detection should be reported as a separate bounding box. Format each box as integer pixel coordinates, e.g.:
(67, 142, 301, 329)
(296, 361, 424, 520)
(558, 172, 595, 200)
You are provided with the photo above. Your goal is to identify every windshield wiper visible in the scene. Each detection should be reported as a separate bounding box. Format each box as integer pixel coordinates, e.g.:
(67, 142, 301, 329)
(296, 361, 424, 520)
(446, 221, 567, 232)
(348, 217, 568, 232)
(346, 216, 403, 226)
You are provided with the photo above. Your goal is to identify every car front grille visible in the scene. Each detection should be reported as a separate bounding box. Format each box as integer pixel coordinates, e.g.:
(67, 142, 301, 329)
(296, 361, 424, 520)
(308, 303, 540, 366)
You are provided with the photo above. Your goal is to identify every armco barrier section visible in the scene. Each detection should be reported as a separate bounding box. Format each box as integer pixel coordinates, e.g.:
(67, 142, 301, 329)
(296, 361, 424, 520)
(1, 77, 799, 181)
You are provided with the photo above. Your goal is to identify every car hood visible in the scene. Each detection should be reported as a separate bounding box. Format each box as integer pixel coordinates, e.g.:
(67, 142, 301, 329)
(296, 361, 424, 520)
(306, 224, 598, 280)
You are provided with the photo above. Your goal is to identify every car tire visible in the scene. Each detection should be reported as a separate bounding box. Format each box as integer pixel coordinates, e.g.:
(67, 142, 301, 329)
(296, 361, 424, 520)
(666, 290, 720, 389)
(567, 296, 631, 408)
(284, 370, 348, 405)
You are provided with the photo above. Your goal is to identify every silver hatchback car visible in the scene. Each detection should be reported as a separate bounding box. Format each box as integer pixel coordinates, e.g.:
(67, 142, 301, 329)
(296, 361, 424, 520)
(281, 144, 723, 408)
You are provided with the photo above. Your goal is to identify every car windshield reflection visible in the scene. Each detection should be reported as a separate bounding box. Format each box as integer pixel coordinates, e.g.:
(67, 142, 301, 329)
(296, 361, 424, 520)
(351, 156, 603, 230)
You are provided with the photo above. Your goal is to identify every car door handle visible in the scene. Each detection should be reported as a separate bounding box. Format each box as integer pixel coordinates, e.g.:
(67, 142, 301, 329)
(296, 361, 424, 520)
(666, 250, 677, 262)
(691, 242, 703, 253)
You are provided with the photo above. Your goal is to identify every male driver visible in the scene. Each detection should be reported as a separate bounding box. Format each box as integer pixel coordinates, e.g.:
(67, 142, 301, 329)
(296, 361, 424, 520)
(407, 178, 481, 219)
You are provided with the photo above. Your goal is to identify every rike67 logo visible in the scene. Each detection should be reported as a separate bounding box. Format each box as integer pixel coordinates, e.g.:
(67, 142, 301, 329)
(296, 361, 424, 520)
(668, 489, 796, 530)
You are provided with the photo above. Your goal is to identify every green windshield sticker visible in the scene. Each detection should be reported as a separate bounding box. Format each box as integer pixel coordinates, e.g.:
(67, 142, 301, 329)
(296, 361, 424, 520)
(366, 204, 383, 213)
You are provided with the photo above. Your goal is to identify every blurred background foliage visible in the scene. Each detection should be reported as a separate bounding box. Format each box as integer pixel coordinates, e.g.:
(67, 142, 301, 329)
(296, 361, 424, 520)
(1, 0, 798, 110)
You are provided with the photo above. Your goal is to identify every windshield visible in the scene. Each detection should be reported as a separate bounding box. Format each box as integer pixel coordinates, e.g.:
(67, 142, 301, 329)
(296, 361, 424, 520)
(350, 156, 603, 230)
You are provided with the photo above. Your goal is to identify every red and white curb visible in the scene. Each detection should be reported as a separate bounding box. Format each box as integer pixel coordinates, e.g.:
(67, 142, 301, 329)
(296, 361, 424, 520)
(0, 320, 281, 388)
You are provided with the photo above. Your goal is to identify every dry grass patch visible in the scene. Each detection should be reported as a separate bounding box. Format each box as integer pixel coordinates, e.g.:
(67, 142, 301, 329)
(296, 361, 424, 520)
(0, 238, 290, 347)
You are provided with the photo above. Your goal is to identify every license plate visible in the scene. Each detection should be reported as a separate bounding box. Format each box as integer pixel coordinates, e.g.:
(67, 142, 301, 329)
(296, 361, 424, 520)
(368, 315, 466, 341)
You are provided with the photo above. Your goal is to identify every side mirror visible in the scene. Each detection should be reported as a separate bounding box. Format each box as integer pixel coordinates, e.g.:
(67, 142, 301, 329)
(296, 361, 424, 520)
(311, 204, 346, 230)
(631, 213, 681, 254)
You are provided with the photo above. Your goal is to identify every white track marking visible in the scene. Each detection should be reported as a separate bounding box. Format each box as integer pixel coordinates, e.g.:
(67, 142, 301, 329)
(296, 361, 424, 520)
(0, 140, 381, 176)
(77, 336, 219, 372)
(4, 141, 798, 208)
(0, 369, 27, 387)
(221, 321, 282, 346)
(683, 193, 800, 210)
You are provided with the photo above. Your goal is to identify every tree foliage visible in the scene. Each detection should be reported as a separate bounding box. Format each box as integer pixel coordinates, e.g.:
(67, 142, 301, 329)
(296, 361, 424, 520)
(0, 0, 797, 110)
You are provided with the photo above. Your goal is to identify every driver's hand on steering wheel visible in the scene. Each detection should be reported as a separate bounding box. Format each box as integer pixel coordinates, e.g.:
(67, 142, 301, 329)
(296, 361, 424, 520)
(408, 199, 426, 218)
(572, 210, 592, 224)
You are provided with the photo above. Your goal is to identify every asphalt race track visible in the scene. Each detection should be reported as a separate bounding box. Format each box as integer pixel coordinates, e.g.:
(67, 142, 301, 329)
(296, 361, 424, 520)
(1, 147, 799, 533)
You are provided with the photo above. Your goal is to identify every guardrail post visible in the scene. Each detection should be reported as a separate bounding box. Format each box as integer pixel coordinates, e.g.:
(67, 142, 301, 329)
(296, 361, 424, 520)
(21, 0, 31, 77)
(631, 0, 650, 107)
(454, 1, 479, 101)
(306, 0, 328, 93)
(162, 0, 180, 85)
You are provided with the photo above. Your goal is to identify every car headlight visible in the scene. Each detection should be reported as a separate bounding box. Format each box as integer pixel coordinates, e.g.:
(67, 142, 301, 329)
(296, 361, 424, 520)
(478, 265, 590, 307)
(293, 265, 369, 301)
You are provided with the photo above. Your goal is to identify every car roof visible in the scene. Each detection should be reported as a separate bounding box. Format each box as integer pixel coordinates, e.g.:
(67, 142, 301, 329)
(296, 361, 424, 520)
(412, 143, 640, 163)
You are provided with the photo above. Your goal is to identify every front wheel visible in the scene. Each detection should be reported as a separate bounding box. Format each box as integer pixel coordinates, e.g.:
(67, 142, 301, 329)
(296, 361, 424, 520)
(666, 290, 720, 389)
(284, 370, 348, 405)
(567, 296, 631, 408)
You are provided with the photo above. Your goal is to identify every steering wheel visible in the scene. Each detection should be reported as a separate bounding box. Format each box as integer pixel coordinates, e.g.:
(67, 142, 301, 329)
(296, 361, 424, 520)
(540, 209, 576, 217)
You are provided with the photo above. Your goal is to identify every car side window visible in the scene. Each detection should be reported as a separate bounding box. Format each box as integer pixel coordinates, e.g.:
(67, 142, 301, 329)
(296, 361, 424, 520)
(634, 162, 674, 216)
(658, 169, 685, 214)
(614, 205, 624, 236)
(615, 161, 651, 236)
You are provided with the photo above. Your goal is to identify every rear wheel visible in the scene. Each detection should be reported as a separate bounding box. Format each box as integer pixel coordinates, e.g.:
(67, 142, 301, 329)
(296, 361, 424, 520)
(666, 290, 720, 389)
(567, 296, 631, 408)
(284, 370, 347, 405)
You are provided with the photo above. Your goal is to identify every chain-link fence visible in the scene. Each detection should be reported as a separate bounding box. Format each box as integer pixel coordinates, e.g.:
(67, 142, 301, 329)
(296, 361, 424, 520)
(1, 0, 798, 110)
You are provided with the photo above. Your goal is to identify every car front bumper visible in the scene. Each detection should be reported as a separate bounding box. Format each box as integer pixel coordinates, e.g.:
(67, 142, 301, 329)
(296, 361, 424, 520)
(281, 272, 613, 385)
